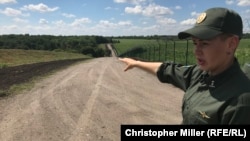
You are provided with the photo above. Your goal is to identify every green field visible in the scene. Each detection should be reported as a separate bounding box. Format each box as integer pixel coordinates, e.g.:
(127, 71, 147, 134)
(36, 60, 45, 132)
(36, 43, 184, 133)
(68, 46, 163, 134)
(0, 49, 91, 68)
(113, 38, 250, 67)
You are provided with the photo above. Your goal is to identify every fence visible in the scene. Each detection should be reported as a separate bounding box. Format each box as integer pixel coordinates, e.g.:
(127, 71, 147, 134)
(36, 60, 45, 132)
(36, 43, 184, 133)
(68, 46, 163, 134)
(118, 39, 196, 66)
(117, 38, 249, 67)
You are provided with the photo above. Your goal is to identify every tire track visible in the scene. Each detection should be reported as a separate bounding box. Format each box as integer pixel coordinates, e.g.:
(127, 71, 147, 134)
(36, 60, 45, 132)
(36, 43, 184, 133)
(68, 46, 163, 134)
(68, 58, 112, 141)
(0, 62, 85, 141)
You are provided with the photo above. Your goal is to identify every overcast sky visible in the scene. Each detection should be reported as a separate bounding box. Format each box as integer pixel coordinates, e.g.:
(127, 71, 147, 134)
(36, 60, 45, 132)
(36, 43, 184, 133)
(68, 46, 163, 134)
(0, 0, 249, 36)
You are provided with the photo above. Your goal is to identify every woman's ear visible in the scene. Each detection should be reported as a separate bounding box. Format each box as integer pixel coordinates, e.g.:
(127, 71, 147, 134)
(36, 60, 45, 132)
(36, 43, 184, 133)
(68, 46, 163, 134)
(227, 35, 239, 54)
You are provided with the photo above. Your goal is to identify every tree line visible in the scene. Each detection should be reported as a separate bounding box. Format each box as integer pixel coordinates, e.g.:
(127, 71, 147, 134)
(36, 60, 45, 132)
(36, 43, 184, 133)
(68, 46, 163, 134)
(111, 33, 250, 40)
(1, 33, 249, 57)
(0, 34, 111, 57)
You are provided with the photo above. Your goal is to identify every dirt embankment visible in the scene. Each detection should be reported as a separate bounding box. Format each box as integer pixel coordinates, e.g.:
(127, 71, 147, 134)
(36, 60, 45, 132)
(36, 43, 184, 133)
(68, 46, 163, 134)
(0, 58, 89, 94)
(0, 44, 115, 94)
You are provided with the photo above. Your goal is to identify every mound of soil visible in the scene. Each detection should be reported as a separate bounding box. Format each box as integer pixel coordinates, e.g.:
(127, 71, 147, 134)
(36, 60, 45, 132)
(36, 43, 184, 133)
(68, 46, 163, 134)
(0, 58, 89, 92)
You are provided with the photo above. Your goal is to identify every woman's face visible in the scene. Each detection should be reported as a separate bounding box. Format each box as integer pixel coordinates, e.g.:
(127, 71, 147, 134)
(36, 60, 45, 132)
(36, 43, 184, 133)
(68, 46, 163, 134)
(192, 34, 237, 75)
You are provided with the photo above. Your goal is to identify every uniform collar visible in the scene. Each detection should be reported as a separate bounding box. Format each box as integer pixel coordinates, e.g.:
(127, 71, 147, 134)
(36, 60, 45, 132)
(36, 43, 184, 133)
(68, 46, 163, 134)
(199, 58, 240, 89)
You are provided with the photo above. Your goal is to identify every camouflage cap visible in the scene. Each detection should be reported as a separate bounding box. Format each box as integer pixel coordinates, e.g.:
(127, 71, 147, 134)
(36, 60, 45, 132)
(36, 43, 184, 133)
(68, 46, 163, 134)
(178, 7, 243, 40)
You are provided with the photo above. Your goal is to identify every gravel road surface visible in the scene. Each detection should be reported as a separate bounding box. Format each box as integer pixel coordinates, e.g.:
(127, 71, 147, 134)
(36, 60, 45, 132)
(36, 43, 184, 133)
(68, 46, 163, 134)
(0, 57, 183, 141)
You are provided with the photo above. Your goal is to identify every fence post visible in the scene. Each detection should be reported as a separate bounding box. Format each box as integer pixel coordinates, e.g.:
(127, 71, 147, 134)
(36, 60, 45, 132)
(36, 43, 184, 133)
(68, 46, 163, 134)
(168, 39, 175, 63)
(158, 44, 161, 61)
(173, 40, 176, 63)
(165, 39, 168, 61)
(148, 46, 151, 61)
(153, 45, 155, 61)
(157, 39, 161, 61)
(186, 40, 189, 65)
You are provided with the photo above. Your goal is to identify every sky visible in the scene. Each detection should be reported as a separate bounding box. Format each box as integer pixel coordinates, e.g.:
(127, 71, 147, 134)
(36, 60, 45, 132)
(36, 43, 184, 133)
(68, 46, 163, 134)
(0, 0, 250, 36)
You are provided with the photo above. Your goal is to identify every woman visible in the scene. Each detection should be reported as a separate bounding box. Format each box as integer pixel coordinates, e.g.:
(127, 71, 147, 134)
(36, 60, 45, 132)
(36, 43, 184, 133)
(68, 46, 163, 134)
(119, 7, 250, 124)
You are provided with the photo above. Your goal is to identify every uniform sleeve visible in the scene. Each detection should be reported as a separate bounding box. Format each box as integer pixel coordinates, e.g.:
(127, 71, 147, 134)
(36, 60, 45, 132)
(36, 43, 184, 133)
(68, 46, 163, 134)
(221, 92, 250, 124)
(156, 62, 198, 91)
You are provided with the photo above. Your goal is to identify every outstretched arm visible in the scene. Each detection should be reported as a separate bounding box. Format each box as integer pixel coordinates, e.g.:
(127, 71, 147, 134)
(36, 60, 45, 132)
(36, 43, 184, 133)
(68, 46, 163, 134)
(118, 58, 162, 75)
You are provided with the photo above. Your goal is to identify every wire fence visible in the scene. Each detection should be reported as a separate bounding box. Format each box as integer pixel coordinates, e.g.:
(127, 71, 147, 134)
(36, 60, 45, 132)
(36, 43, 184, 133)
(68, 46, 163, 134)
(118, 39, 196, 66)
(117, 39, 249, 67)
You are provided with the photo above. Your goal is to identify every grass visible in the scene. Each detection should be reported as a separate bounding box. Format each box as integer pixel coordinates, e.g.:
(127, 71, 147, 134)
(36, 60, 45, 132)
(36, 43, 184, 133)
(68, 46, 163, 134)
(113, 38, 250, 67)
(7, 81, 35, 96)
(114, 39, 157, 55)
(0, 49, 92, 97)
(0, 49, 91, 67)
(235, 39, 250, 66)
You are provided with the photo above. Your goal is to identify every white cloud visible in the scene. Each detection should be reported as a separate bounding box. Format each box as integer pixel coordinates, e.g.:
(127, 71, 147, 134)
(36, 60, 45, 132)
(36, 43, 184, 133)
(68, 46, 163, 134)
(22, 3, 59, 13)
(114, 0, 146, 5)
(156, 17, 177, 25)
(225, 0, 234, 5)
(71, 18, 91, 27)
(180, 18, 196, 25)
(175, 6, 182, 10)
(118, 21, 132, 26)
(98, 20, 117, 28)
(125, 4, 173, 17)
(142, 4, 173, 16)
(0, 7, 23, 16)
(39, 18, 49, 24)
(125, 5, 142, 14)
(52, 20, 66, 26)
(62, 13, 76, 18)
(4, 1, 249, 36)
(191, 11, 200, 17)
(95, 20, 133, 30)
(0, 21, 182, 36)
(1, 25, 18, 30)
(13, 17, 28, 23)
(0, 0, 16, 4)
(105, 6, 119, 10)
(237, 0, 250, 6)
(113, 0, 126, 3)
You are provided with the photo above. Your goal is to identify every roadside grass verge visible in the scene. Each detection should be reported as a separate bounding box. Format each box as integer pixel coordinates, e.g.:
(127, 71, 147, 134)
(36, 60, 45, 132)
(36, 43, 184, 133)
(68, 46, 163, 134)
(0, 49, 91, 67)
(2, 60, 87, 98)
(0, 49, 92, 97)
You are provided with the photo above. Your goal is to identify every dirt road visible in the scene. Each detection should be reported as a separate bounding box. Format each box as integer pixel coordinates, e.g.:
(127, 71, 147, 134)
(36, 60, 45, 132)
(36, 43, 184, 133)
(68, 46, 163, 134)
(0, 57, 183, 141)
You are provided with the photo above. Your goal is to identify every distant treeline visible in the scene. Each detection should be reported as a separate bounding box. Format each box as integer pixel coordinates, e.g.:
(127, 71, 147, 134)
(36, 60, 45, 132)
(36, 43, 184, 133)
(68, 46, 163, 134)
(113, 33, 250, 40)
(0, 34, 111, 57)
(1, 33, 249, 57)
